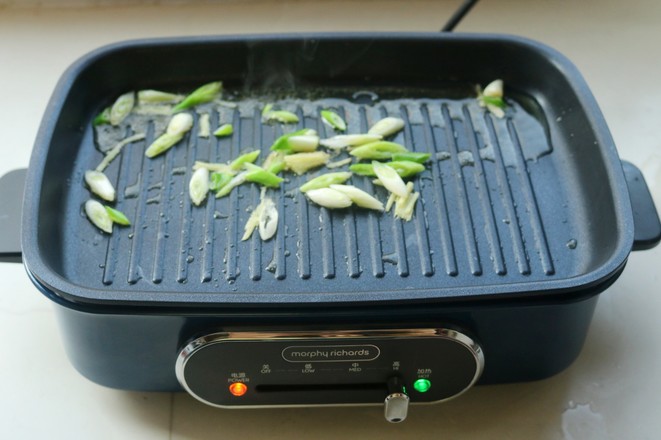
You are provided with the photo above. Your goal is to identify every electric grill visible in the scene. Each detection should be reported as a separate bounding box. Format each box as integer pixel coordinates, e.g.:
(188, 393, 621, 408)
(1, 32, 659, 423)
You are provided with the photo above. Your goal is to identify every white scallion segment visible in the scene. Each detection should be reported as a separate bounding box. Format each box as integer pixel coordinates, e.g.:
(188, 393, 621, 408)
(137, 90, 184, 104)
(84, 199, 113, 234)
(84, 170, 116, 202)
(306, 188, 353, 209)
(483, 79, 504, 98)
(367, 117, 405, 137)
(372, 161, 407, 197)
(287, 135, 319, 152)
(264, 110, 299, 124)
(109, 92, 135, 126)
(166, 112, 194, 136)
(385, 192, 396, 212)
(319, 134, 382, 150)
(198, 113, 211, 138)
(329, 184, 384, 211)
(189, 167, 210, 206)
(95, 133, 146, 172)
(258, 197, 278, 241)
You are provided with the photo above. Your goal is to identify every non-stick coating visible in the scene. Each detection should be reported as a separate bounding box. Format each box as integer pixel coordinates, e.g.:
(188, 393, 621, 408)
(22, 33, 634, 307)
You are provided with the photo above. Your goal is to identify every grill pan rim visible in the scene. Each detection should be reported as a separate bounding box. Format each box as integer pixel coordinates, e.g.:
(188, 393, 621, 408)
(21, 32, 635, 308)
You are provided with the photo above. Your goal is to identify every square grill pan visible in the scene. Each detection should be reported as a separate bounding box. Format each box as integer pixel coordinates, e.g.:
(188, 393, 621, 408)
(21, 33, 634, 307)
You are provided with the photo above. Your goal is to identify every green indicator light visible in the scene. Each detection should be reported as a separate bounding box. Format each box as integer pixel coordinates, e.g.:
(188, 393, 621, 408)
(413, 378, 431, 393)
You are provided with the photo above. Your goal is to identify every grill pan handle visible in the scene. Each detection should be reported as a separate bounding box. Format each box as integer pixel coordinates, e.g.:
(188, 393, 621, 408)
(0, 168, 25, 263)
(622, 161, 661, 251)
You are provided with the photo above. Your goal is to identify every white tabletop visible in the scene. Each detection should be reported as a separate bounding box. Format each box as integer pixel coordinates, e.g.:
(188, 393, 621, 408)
(1, 1, 660, 438)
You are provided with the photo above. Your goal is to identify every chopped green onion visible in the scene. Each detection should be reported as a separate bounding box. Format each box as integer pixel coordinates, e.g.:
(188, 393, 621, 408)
(84, 170, 116, 202)
(326, 157, 353, 169)
(145, 133, 184, 158)
(93, 107, 111, 126)
(173, 81, 222, 112)
(483, 79, 504, 98)
(349, 141, 408, 160)
(145, 113, 194, 158)
(209, 172, 233, 192)
(244, 163, 284, 188)
(306, 188, 353, 209)
(329, 184, 384, 211)
(105, 206, 131, 226)
(189, 167, 210, 206)
(299, 172, 352, 193)
(213, 123, 233, 137)
(320, 110, 347, 132)
(319, 134, 382, 150)
(262, 103, 274, 117)
(137, 90, 183, 104)
(264, 110, 299, 124)
(283, 151, 330, 175)
(84, 199, 113, 234)
(350, 160, 425, 178)
(478, 79, 506, 118)
(391, 152, 430, 163)
(287, 135, 319, 152)
(110, 92, 135, 126)
(367, 117, 405, 137)
(216, 171, 247, 198)
(270, 129, 315, 153)
(166, 112, 195, 136)
(258, 197, 278, 240)
(230, 150, 260, 171)
(372, 161, 408, 197)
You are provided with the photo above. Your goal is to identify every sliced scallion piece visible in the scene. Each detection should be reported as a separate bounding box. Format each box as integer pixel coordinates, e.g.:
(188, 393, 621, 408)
(145, 113, 194, 158)
(216, 171, 247, 198)
(390, 152, 430, 163)
(173, 81, 222, 112)
(213, 123, 233, 137)
(93, 107, 111, 126)
(477, 79, 506, 118)
(349, 160, 425, 179)
(329, 184, 384, 211)
(105, 206, 131, 226)
(110, 92, 135, 126)
(349, 141, 408, 160)
(244, 163, 284, 188)
(264, 110, 299, 124)
(209, 172, 233, 192)
(137, 89, 183, 104)
(306, 188, 353, 209)
(189, 167, 210, 206)
(320, 109, 347, 132)
(96, 133, 146, 172)
(84, 199, 113, 234)
(84, 170, 116, 202)
(367, 117, 405, 137)
(319, 134, 382, 150)
(198, 113, 211, 138)
(270, 129, 315, 153)
(258, 197, 278, 241)
(299, 172, 352, 193)
(372, 161, 408, 197)
(230, 150, 260, 171)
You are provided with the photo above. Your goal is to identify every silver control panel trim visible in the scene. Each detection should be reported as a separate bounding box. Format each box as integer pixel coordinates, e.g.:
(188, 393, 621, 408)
(175, 328, 485, 410)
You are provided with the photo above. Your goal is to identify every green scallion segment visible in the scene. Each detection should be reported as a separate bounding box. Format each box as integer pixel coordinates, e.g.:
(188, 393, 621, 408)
(350, 160, 425, 178)
(390, 152, 430, 163)
(209, 172, 233, 192)
(93, 107, 111, 126)
(244, 163, 284, 188)
(270, 129, 311, 153)
(137, 89, 183, 104)
(173, 81, 222, 112)
(264, 110, 299, 124)
(105, 206, 131, 226)
(349, 141, 409, 160)
(213, 123, 233, 137)
(230, 150, 260, 171)
(299, 172, 352, 193)
(320, 109, 347, 132)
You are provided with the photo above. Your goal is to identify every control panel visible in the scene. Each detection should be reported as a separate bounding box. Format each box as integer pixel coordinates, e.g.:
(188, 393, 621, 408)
(176, 328, 483, 421)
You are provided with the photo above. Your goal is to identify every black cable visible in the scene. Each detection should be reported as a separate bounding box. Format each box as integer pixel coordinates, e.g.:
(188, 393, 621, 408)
(441, 0, 480, 32)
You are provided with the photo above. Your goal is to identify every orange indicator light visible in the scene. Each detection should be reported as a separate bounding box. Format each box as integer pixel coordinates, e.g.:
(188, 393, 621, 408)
(229, 382, 248, 397)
